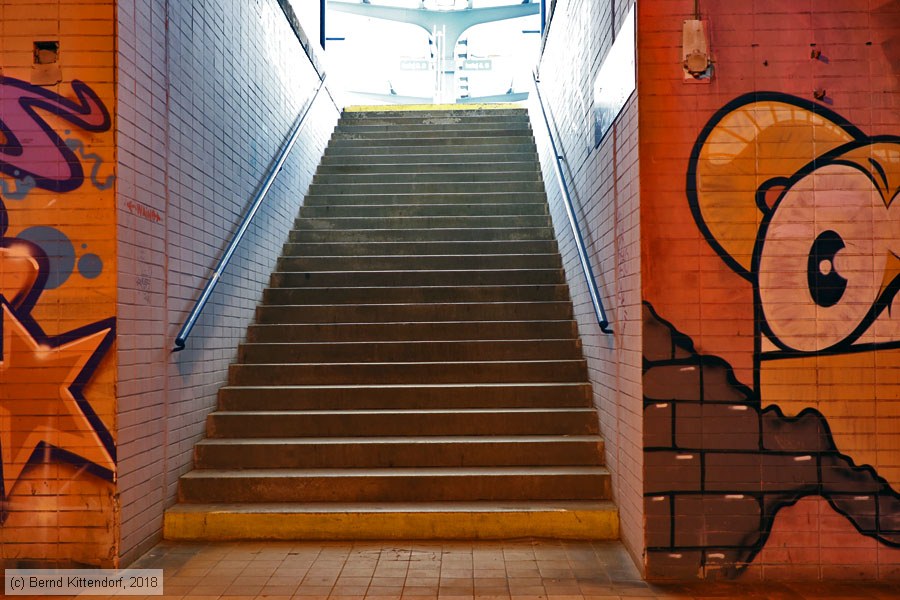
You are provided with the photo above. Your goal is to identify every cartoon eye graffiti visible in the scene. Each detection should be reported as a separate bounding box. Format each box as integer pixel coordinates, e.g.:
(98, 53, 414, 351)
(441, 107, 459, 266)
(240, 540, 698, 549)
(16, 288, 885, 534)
(688, 93, 900, 354)
(757, 163, 893, 352)
(808, 230, 847, 309)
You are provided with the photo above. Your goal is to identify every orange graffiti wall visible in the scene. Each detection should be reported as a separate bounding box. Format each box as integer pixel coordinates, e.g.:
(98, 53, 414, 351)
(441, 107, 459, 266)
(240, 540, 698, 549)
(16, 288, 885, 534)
(640, 0, 900, 579)
(0, 2, 117, 565)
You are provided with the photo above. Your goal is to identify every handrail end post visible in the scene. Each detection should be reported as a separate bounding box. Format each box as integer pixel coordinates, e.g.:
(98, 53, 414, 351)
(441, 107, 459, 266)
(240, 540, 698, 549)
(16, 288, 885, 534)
(600, 322, 613, 334)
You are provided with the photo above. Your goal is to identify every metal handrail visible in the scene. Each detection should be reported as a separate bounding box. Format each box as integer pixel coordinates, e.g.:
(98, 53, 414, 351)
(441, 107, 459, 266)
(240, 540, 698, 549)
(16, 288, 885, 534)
(532, 72, 612, 333)
(173, 77, 331, 351)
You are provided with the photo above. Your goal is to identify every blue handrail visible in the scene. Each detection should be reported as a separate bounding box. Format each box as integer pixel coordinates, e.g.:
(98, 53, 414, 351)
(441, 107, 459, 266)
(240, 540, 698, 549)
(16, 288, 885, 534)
(532, 72, 612, 334)
(173, 77, 331, 351)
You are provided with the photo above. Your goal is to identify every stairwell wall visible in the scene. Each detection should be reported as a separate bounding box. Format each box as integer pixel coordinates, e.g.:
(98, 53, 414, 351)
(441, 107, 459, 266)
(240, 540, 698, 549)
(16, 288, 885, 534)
(638, 0, 900, 581)
(532, 0, 643, 572)
(116, 0, 338, 564)
(0, 0, 118, 568)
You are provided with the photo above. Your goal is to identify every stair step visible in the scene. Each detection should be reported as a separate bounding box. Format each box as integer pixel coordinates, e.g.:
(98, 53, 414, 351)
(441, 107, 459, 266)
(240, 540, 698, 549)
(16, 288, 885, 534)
(329, 134, 534, 147)
(194, 435, 605, 469)
(317, 161, 538, 175)
(307, 181, 544, 195)
(227, 359, 588, 385)
(217, 382, 593, 411)
(289, 227, 554, 243)
(281, 240, 557, 256)
(245, 320, 578, 343)
(164, 500, 619, 541)
(312, 171, 542, 185)
(276, 254, 560, 272)
(298, 203, 548, 219)
(254, 301, 573, 324)
(262, 285, 570, 305)
(333, 124, 531, 136)
(320, 152, 538, 166)
(208, 408, 599, 438)
(304, 192, 547, 206)
(295, 215, 549, 230)
(270, 269, 565, 288)
(339, 108, 528, 119)
(238, 339, 581, 363)
(324, 143, 535, 156)
(177, 466, 611, 503)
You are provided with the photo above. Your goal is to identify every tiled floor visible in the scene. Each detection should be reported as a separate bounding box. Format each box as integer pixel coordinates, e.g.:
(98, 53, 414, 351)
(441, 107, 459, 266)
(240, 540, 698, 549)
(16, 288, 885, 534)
(109, 539, 900, 599)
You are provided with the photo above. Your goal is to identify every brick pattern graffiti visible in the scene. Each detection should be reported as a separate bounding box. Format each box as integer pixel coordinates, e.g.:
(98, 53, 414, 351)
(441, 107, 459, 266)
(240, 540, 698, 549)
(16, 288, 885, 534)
(643, 302, 900, 578)
(647, 91, 900, 577)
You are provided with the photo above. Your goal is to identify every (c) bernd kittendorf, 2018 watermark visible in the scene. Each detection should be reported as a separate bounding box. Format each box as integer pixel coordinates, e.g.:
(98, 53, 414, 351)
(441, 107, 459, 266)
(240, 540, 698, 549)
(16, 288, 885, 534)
(4, 569, 163, 595)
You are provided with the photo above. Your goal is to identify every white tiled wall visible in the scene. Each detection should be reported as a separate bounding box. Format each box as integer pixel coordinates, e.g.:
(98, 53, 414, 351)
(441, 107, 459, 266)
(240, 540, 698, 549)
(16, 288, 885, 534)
(116, 0, 338, 564)
(532, 0, 643, 572)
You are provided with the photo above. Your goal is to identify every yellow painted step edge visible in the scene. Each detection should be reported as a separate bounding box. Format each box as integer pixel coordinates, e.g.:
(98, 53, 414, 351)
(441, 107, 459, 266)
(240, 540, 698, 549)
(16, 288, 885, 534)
(343, 103, 522, 113)
(164, 508, 618, 541)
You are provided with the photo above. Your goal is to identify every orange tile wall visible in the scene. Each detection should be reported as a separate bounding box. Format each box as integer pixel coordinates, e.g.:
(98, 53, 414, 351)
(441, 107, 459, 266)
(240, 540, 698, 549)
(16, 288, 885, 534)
(640, 0, 900, 580)
(0, 0, 118, 567)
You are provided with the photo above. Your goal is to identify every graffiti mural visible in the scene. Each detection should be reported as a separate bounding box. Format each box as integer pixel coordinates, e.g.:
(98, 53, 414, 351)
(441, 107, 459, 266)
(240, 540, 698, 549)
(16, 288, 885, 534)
(644, 93, 900, 577)
(0, 77, 111, 193)
(0, 74, 117, 565)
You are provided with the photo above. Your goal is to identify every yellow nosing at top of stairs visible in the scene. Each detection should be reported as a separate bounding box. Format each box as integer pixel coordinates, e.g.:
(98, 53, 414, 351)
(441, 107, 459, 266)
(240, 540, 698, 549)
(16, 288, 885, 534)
(343, 103, 523, 112)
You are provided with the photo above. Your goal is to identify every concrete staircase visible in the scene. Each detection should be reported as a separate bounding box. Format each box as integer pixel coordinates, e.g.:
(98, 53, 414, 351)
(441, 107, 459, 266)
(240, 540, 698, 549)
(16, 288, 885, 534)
(164, 106, 618, 541)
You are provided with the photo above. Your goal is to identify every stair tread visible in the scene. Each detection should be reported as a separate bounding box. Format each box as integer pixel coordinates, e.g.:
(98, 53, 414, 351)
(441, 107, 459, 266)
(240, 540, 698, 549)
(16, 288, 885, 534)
(228, 360, 586, 367)
(197, 435, 603, 445)
(258, 301, 570, 307)
(166, 500, 616, 514)
(220, 382, 589, 390)
(211, 408, 595, 416)
(181, 466, 610, 478)
(241, 338, 575, 346)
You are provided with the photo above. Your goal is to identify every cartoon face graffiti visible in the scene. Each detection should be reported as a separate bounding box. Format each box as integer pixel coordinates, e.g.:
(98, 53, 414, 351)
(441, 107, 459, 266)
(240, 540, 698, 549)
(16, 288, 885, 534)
(688, 92, 900, 491)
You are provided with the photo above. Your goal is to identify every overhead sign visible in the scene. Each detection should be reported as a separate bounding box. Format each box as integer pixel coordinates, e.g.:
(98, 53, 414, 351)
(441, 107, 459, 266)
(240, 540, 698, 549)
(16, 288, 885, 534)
(462, 59, 492, 71)
(400, 59, 431, 71)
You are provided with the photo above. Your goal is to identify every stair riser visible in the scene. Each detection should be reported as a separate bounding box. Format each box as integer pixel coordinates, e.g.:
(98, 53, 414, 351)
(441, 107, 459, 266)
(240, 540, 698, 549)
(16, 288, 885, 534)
(312, 172, 542, 185)
(281, 240, 557, 256)
(317, 162, 538, 175)
(227, 360, 588, 385)
(238, 340, 581, 363)
(320, 152, 537, 166)
(246, 320, 578, 343)
(298, 204, 548, 219)
(324, 144, 535, 156)
(276, 255, 561, 271)
(217, 383, 592, 411)
(178, 473, 611, 503)
(333, 125, 532, 136)
(329, 135, 535, 147)
(195, 440, 605, 469)
(289, 228, 554, 243)
(209, 410, 599, 437)
(261, 285, 570, 305)
(255, 303, 573, 324)
(164, 504, 619, 541)
(307, 182, 544, 195)
(270, 269, 565, 288)
(339, 110, 528, 121)
(304, 192, 547, 206)
(295, 215, 550, 229)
